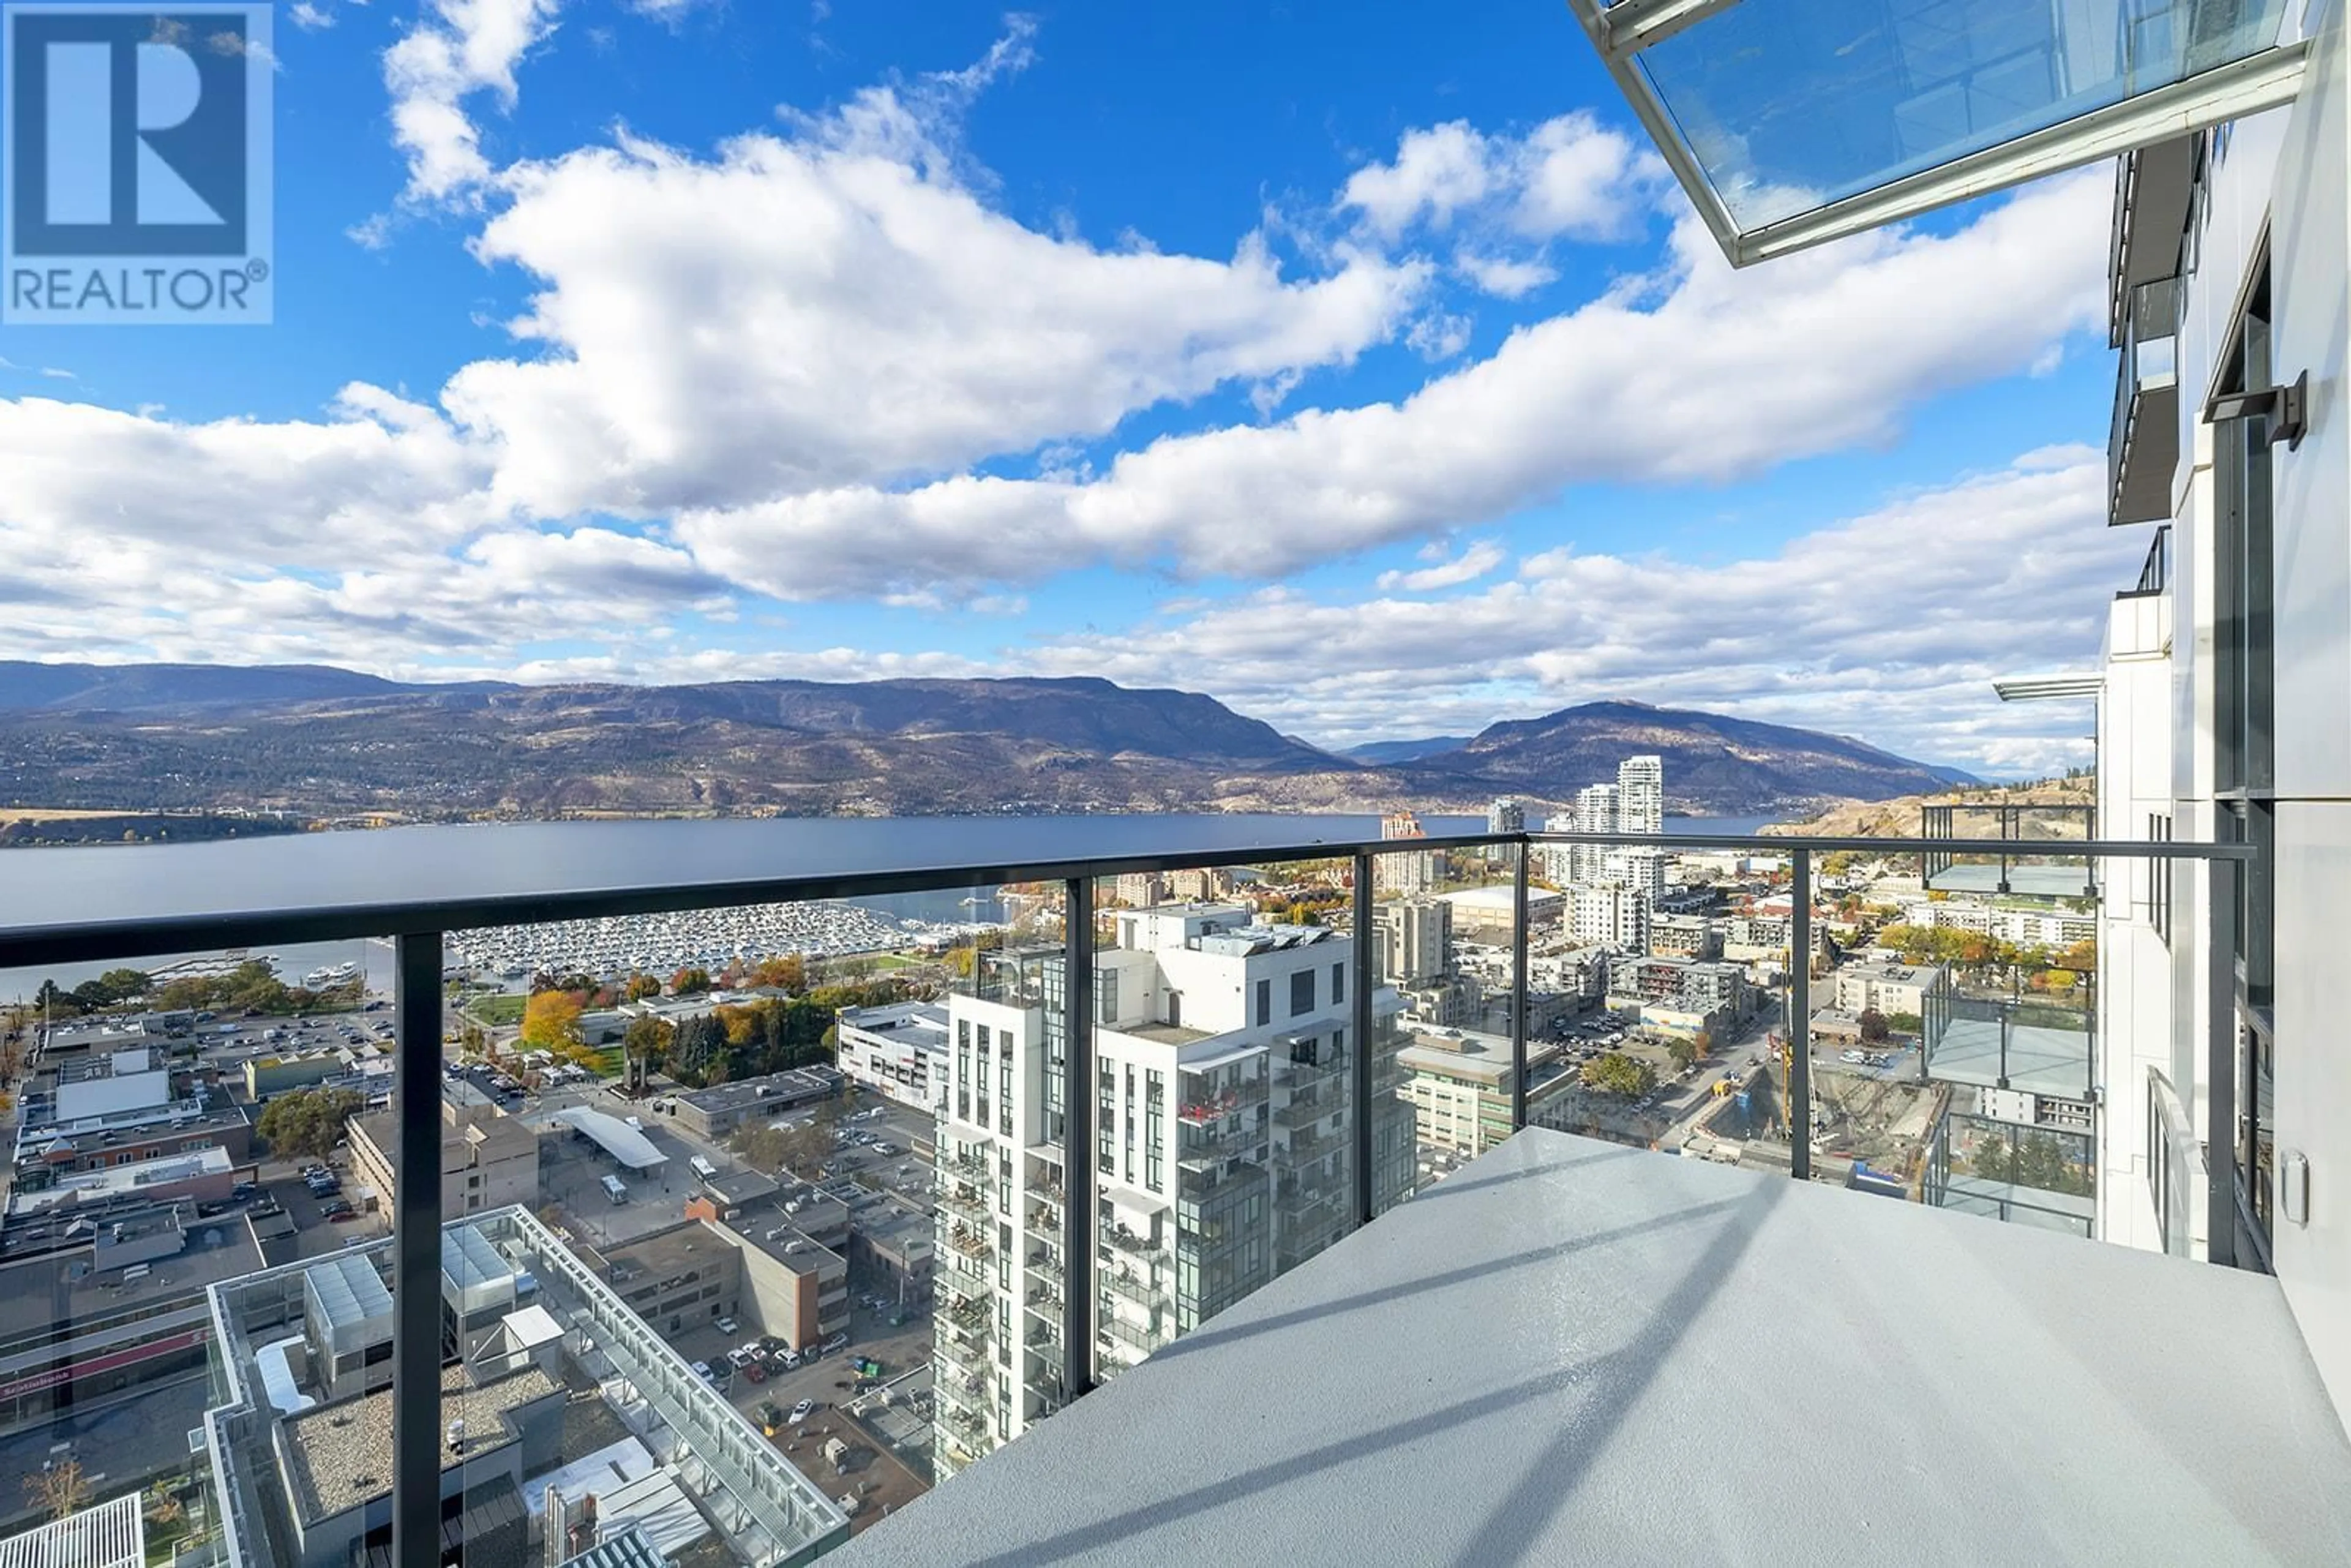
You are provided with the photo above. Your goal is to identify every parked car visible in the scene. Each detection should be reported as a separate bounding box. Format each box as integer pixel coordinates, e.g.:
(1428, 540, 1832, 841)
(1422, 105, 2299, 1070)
(714, 1316, 738, 1335)
(789, 1399, 814, 1424)
(324, 1205, 358, 1223)
(743, 1361, 767, 1383)
(821, 1332, 849, 1353)
(779, 1348, 802, 1369)
(726, 1348, 755, 1369)
(691, 1360, 716, 1382)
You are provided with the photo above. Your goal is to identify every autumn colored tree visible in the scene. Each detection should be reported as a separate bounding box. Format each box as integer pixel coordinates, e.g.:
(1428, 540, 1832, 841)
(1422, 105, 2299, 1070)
(520, 990, 585, 1051)
(25, 1460, 89, 1521)
(624, 972, 662, 1002)
(750, 953, 808, 991)
(670, 966, 713, 996)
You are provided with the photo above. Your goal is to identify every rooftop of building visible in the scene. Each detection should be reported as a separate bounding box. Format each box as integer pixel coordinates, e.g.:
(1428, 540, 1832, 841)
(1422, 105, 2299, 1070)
(0, 1207, 266, 1341)
(836, 999, 949, 1041)
(353, 1103, 538, 1168)
(1838, 961, 1941, 986)
(6, 1145, 236, 1215)
(279, 1362, 565, 1524)
(697, 1168, 781, 1209)
(603, 1220, 739, 1283)
(728, 1217, 844, 1278)
(675, 1068, 841, 1115)
(839, 1127, 2351, 1565)
(1395, 1027, 1558, 1087)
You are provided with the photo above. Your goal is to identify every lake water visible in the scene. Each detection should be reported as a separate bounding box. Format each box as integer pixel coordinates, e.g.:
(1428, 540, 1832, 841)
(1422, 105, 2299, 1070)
(0, 810, 1784, 999)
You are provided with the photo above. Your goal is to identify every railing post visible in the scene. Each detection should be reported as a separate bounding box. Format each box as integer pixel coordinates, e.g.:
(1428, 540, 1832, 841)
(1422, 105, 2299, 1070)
(392, 931, 445, 1568)
(1351, 852, 1375, 1226)
(2207, 857, 2239, 1269)
(1510, 847, 1530, 1132)
(1789, 850, 1812, 1180)
(1060, 877, 1097, 1396)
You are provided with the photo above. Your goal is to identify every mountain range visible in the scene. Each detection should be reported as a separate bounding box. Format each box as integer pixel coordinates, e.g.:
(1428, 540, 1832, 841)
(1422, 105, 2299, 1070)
(0, 661, 1976, 821)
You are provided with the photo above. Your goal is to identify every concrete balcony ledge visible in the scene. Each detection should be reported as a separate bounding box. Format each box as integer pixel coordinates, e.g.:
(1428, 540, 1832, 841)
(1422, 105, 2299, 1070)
(842, 1128, 2351, 1566)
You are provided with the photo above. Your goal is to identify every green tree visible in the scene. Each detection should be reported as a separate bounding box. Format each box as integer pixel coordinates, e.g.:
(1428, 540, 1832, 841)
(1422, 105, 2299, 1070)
(1579, 1052, 1655, 1097)
(98, 967, 152, 1001)
(255, 1087, 364, 1161)
(1857, 1008, 1891, 1043)
(623, 1012, 672, 1071)
(1664, 1037, 1698, 1071)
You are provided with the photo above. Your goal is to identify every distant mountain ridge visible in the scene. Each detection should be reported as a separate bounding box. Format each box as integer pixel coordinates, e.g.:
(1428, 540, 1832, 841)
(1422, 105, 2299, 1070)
(1420, 699, 1976, 809)
(0, 663, 1975, 820)
(1340, 735, 1474, 765)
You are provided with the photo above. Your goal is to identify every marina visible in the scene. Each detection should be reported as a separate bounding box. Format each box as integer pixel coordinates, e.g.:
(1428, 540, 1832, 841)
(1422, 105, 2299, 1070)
(443, 898, 992, 982)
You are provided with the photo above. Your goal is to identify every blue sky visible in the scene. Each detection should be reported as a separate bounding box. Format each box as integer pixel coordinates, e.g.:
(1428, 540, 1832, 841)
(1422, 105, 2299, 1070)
(0, 1, 2142, 775)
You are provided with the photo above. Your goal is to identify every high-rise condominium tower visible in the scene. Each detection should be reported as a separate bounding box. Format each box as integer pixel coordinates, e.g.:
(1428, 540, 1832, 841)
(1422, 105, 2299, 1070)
(1616, 756, 1665, 839)
(931, 906, 1414, 1477)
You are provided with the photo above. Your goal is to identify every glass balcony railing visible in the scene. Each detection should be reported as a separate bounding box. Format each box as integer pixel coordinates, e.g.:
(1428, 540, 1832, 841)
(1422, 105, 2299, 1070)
(0, 817, 2260, 1568)
(1919, 801, 2098, 897)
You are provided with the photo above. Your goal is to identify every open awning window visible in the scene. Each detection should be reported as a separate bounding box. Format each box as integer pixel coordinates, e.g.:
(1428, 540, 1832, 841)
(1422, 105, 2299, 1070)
(1569, 0, 2309, 264)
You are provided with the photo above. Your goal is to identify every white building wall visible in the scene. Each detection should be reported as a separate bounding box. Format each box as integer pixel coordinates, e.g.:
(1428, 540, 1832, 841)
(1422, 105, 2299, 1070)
(2257, 0, 2351, 1419)
(2104, 6, 2351, 1421)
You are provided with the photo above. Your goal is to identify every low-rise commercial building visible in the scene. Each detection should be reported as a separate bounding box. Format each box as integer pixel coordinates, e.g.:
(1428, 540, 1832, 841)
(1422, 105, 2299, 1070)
(0, 1198, 263, 1435)
(669, 1069, 841, 1142)
(597, 1221, 745, 1338)
(13, 1049, 253, 1175)
(703, 1215, 849, 1351)
(833, 1000, 948, 1115)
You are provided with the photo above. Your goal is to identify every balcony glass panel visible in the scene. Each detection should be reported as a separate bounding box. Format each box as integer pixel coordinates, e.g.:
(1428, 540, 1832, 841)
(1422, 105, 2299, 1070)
(1592, 0, 2295, 248)
(1919, 801, 2096, 896)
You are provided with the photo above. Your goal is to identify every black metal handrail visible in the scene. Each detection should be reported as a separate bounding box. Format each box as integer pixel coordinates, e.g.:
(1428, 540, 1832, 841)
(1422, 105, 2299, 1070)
(0, 823, 2253, 1568)
(2123, 523, 2173, 598)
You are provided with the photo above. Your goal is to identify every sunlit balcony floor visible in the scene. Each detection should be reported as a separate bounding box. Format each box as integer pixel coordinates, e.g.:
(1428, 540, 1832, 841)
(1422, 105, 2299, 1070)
(841, 1128, 2351, 1566)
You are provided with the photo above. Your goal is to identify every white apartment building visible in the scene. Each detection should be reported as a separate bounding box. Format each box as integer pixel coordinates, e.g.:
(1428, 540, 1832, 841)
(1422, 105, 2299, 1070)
(1568, 783, 1618, 883)
(1486, 798, 1525, 835)
(833, 1000, 949, 1116)
(1895, 896, 2098, 950)
(1831, 964, 1938, 1020)
(932, 907, 1412, 1476)
(1601, 847, 1668, 902)
(1616, 756, 1665, 838)
(1570, 882, 1648, 950)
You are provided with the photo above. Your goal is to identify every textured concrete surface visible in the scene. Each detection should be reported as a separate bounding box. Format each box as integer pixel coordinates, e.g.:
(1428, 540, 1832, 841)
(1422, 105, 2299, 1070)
(839, 1128, 2351, 1566)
